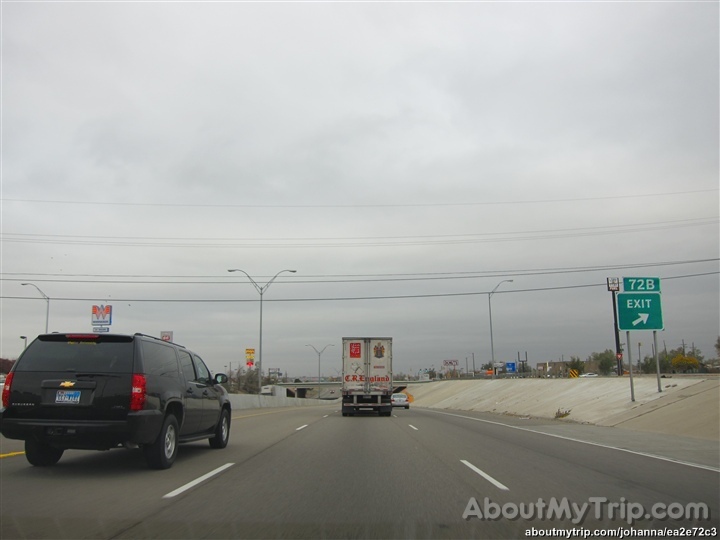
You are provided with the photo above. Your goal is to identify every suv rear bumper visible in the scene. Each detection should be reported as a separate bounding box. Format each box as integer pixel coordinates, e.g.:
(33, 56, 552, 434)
(0, 409, 164, 449)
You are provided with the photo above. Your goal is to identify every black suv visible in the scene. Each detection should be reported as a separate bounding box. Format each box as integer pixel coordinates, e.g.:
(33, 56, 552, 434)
(0, 333, 231, 469)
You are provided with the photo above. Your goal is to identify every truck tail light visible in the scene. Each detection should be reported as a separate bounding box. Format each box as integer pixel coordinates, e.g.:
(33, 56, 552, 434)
(1, 372, 13, 408)
(130, 374, 147, 411)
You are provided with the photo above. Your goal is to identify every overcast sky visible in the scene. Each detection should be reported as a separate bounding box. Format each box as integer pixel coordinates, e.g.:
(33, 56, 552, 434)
(2, 0, 718, 379)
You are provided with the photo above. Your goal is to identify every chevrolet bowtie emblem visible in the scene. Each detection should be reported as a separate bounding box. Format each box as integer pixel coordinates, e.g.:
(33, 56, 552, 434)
(59, 381, 76, 388)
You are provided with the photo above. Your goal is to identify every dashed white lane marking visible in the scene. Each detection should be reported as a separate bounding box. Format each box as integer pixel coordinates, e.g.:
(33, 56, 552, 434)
(461, 460, 510, 491)
(163, 463, 235, 499)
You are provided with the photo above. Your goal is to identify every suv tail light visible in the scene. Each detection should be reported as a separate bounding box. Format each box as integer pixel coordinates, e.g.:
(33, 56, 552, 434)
(130, 374, 147, 411)
(65, 334, 100, 340)
(2, 372, 13, 408)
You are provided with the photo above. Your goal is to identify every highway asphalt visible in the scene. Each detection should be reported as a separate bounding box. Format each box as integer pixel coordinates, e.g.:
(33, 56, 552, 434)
(1, 404, 718, 539)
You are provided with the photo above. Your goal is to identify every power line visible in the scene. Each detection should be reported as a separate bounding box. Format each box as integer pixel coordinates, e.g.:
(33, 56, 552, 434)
(2, 217, 717, 248)
(5, 271, 718, 303)
(2, 188, 716, 209)
(3, 217, 716, 242)
(2, 259, 717, 285)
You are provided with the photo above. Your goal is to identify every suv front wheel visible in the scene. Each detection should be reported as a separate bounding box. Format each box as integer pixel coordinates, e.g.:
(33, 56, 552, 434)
(144, 414, 179, 469)
(209, 408, 230, 449)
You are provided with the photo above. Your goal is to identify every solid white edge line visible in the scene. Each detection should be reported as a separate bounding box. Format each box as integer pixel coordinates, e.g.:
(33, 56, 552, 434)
(163, 463, 234, 499)
(296, 424, 308, 431)
(409, 424, 419, 431)
(425, 409, 720, 473)
(461, 459, 510, 491)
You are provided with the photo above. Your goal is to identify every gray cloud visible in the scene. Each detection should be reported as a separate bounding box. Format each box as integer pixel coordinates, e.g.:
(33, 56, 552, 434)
(2, 1, 718, 376)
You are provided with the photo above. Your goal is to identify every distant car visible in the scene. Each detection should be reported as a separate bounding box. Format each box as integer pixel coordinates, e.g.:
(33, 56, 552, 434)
(391, 393, 410, 409)
(580, 372, 598, 378)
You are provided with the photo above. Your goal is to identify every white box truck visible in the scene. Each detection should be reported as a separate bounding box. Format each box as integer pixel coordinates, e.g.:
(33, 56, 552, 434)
(341, 337, 393, 416)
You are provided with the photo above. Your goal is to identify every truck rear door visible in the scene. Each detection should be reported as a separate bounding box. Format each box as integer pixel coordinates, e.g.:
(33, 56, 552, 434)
(368, 339, 392, 393)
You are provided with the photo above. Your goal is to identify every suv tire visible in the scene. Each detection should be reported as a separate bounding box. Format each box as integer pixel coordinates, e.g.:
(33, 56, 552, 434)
(144, 414, 179, 469)
(209, 408, 230, 449)
(25, 439, 64, 467)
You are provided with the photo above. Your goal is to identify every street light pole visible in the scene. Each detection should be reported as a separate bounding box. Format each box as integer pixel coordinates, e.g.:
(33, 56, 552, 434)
(20, 336, 28, 349)
(22, 283, 50, 333)
(227, 269, 296, 394)
(307, 344, 334, 399)
(488, 279, 514, 377)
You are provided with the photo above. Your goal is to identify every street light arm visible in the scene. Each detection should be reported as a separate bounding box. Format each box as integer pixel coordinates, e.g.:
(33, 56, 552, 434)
(228, 269, 296, 294)
(227, 269, 262, 294)
(22, 283, 49, 300)
(306, 343, 334, 356)
(263, 269, 297, 292)
(489, 279, 514, 297)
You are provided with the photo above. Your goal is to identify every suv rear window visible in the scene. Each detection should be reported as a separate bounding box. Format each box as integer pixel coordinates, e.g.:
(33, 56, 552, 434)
(15, 334, 134, 374)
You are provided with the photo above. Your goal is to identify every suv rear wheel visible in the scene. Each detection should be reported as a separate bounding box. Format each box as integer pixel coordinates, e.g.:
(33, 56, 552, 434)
(144, 414, 178, 469)
(209, 408, 230, 449)
(25, 439, 64, 467)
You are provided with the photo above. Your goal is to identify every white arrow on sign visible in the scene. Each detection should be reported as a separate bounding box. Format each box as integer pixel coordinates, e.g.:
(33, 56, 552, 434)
(632, 313, 650, 326)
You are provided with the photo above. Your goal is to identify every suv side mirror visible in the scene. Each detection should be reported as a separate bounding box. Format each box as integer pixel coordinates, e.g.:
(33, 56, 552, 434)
(215, 373, 229, 384)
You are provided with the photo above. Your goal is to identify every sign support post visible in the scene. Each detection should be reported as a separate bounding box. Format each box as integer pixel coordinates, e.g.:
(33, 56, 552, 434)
(654, 331, 662, 393)
(626, 331, 635, 402)
(607, 278, 623, 375)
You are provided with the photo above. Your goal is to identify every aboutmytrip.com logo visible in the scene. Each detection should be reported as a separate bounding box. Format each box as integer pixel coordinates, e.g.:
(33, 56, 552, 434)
(462, 497, 710, 526)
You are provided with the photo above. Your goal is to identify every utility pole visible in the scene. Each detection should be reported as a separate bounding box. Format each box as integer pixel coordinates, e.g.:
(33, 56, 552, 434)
(607, 278, 623, 376)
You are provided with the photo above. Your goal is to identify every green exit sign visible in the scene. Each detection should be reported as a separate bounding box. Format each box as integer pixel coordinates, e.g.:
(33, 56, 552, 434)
(617, 292, 664, 331)
(623, 277, 661, 292)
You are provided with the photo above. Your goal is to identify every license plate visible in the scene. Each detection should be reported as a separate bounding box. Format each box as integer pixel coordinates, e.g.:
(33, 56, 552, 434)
(56, 390, 81, 404)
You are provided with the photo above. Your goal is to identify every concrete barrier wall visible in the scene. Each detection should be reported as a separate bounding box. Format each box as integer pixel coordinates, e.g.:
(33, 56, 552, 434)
(228, 394, 339, 410)
(406, 376, 719, 440)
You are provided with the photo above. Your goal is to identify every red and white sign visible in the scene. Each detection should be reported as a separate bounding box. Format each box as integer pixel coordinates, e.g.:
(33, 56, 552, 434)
(91, 305, 112, 326)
